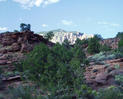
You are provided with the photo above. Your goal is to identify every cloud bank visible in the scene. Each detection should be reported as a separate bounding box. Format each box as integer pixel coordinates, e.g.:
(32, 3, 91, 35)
(42, 24, 48, 27)
(97, 21, 120, 27)
(12, 0, 60, 9)
(0, 27, 8, 31)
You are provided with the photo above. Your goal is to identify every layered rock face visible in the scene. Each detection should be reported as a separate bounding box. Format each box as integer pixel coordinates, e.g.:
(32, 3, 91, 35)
(0, 31, 53, 53)
(85, 58, 123, 90)
(0, 31, 54, 72)
(100, 38, 120, 49)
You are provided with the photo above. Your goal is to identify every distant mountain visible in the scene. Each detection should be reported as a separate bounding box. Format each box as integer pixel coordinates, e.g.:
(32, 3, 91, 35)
(38, 29, 94, 44)
(38, 29, 78, 35)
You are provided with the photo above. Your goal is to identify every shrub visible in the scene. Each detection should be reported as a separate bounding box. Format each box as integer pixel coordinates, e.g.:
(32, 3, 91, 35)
(88, 51, 123, 62)
(14, 41, 92, 98)
(100, 44, 111, 52)
(16, 42, 87, 94)
(8, 85, 42, 99)
(115, 75, 123, 86)
(44, 31, 54, 40)
(117, 32, 123, 53)
(97, 86, 123, 99)
(87, 35, 101, 54)
(75, 85, 97, 99)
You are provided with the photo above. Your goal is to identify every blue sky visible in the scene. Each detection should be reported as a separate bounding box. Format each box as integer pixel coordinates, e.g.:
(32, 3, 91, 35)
(0, 0, 123, 38)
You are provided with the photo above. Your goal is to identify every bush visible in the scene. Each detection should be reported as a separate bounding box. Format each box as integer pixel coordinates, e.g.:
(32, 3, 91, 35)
(8, 85, 45, 99)
(16, 42, 87, 97)
(97, 86, 123, 99)
(87, 35, 101, 54)
(44, 31, 54, 40)
(100, 44, 111, 52)
(117, 32, 123, 53)
(9, 85, 35, 99)
(88, 51, 123, 62)
(115, 75, 123, 86)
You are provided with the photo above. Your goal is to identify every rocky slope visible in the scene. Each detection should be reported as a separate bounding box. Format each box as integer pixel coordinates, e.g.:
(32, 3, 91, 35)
(0, 30, 54, 97)
(85, 58, 123, 90)
(0, 30, 54, 73)
(100, 37, 120, 49)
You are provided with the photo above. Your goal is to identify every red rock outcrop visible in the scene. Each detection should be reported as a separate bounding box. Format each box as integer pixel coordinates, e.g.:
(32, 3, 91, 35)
(0, 31, 54, 53)
(100, 37, 120, 49)
(0, 30, 54, 72)
(85, 58, 123, 90)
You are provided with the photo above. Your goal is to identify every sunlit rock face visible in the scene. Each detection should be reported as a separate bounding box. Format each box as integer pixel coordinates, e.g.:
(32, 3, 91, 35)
(51, 32, 94, 44)
(39, 29, 94, 44)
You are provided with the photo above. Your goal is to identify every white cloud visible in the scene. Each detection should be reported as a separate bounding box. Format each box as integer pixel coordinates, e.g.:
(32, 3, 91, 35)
(44, 0, 59, 6)
(12, 0, 60, 9)
(42, 24, 48, 27)
(62, 20, 73, 26)
(97, 21, 120, 27)
(0, 27, 8, 31)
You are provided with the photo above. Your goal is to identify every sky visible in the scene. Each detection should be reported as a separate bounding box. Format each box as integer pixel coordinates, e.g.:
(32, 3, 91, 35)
(0, 0, 123, 38)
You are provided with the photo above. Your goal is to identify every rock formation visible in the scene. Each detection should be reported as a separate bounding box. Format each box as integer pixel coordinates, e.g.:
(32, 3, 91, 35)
(100, 37, 120, 49)
(85, 58, 123, 90)
(0, 30, 54, 72)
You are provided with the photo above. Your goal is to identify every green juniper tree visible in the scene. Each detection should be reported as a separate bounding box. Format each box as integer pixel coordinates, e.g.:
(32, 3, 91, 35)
(44, 31, 54, 41)
(87, 35, 101, 54)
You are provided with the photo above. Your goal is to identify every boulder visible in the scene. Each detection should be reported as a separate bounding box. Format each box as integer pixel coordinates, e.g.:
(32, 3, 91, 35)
(109, 69, 123, 76)
(11, 43, 21, 52)
(107, 67, 115, 73)
(95, 72, 108, 84)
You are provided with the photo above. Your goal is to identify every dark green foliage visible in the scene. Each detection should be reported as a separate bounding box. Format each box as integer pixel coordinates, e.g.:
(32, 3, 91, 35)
(118, 39, 123, 52)
(18, 43, 86, 87)
(75, 38, 89, 48)
(97, 86, 123, 99)
(16, 42, 90, 97)
(0, 67, 3, 75)
(100, 44, 111, 52)
(20, 23, 31, 32)
(117, 32, 123, 53)
(9, 86, 34, 99)
(8, 85, 44, 99)
(44, 31, 54, 40)
(14, 30, 19, 32)
(116, 32, 123, 38)
(115, 75, 123, 87)
(94, 34, 103, 40)
(0, 67, 4, 90)
(63, 39, 71, 49)
(75, 85, 96, 99)
(87, 35, 101, 54)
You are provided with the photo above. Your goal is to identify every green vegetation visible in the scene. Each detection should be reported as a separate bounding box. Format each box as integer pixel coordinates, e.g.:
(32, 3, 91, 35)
(20, 23, 31, 32)
(117, 32, 123, 38)
(100, 44, 111, 52)
(97, 86, 123, 99)
(2, 29, 122, 98)
(87, 35, 101, 54)
(115, 75, 123, 86)
(44, 31, 54, 40)
(118, 32, 123, 52)
(88, 51, 123, 62)
(8, 85, 41, 99)
(12, 31, 123, 98)
(16, 41, 91, 98)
